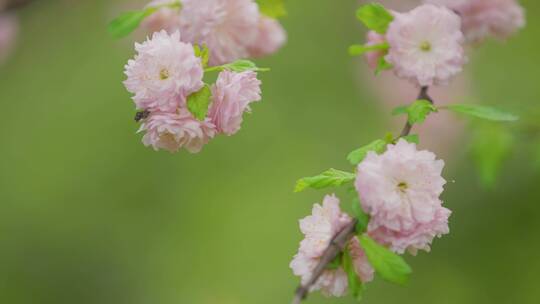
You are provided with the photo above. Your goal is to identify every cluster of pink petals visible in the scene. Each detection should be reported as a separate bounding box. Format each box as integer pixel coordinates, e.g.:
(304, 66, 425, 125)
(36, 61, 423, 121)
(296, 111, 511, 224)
(425, 0, 525, 43)
(247, 16, 287, 58)
(385, 4, 466, 87)
(124, 30, 204, 112)
(290, 195, 374, 297)
(139, 109, 216, 153)
(355, 139, 451, 254)
(0, 13, 18, 65)
(179, 0, 259, 66)
(124, 30, 262, 153)
(141, 0, 286, 65)
(142, 0, 182, 34)
(208, 70, 261, 135)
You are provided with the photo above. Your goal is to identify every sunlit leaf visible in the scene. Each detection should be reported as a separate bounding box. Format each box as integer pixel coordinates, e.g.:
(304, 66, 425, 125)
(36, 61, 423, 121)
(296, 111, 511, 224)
(356, 3, 394, 34)
(295, 169, 356, 192)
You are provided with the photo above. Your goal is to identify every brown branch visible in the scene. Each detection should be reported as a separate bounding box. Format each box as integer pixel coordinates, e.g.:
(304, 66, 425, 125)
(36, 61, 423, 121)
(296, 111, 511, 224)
(3, 0, 33, 11)
(292, 86, 433, 304)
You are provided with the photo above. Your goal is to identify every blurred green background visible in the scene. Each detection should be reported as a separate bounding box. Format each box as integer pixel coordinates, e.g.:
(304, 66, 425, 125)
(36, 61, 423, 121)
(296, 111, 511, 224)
(1, 0, 539, 303)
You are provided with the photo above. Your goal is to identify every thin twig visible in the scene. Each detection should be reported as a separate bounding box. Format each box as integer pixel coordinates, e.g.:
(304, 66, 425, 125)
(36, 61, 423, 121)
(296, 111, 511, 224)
(292, 86, 433, 304)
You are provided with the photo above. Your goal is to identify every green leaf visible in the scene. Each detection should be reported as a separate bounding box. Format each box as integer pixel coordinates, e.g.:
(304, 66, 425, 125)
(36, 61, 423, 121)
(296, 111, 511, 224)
(356, 3, 394, 34)
(406, 99, 437, 125)
(187, 85, 212, 121)
(342, 248, 364, 301)
(470, 123, 514, 187)
(205, 59, 270, 73)
(401, 134, 419, 144)
(443, 103, 519, 122)
(347, 139, 388, 165)
(193, 44, 210, 68)
(294, 169, 356, 192)
(107, 9, 155, 38)
(392, 105, 408, 116)
(351, 198, 370, 234)
(257, 0, 287, 18)
(349, 43, 389, 56)
(375, 57, 393, 75)
(359, 235, 412, 285)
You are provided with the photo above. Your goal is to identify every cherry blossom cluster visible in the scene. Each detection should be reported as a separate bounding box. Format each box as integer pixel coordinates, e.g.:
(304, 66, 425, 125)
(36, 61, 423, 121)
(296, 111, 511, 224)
(124, 30, 263, 153)
(291, 1, 523, 302)
(357, 0, 524, 87)
(123, 0, 286, 66)
(113, 0, 287, 153)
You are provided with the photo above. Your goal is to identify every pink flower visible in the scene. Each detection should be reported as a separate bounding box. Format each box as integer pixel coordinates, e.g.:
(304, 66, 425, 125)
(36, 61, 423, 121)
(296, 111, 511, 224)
(179, 0, 260, 66)
(355, 139, 450, 254)
(364, 31, 387, 70)
(124, 30, 204, 112)
(290, 195, 374, 297)
(247, 16, 287, 58)
(208, 70, 261, 136)
(139, 109, 216, 153)
(142, 0, 181, 34)
(0, 14, 18, 64)
(369, 206, 451, 255)
(385, 4, 466, 86)
(425, 0, 525, 43)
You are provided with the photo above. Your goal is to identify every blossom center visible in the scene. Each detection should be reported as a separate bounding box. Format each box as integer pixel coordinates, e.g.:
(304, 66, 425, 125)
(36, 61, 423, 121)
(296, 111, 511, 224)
(159, 69, 170, 80)
(397, 182, 408, 192)
(419, 41, 432, 52)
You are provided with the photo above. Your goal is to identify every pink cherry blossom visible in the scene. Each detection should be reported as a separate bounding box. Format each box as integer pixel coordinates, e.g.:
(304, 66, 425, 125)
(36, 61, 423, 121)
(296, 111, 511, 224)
(355, 139, 450, 254)
(0, 14, 18, 65)
(142, 0, 181, 34)
(364, 31, 386, 70)
(208, 70, 261, 136)
(385, 4, 466, 86)
(425, 0, 525, 43)
(124, 30, 204, 112)
(247, 16, 287, 58)
(179, 0, 260, 66)
(290, 195, 374, 297)
(139, 109, 216, 153)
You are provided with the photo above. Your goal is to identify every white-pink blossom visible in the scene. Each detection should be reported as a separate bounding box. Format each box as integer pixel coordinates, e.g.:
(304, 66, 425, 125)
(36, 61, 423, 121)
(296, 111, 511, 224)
(364, 31, 387, 70)
(247, 16, 287, 58)
(208, 70, 261, 136)
(139, 109, 216, 153)
(355, 139, 450, 254)
(425, 0, 525, 43)
(385, 4, 466, 86)
(124, 30, 204, 112)
(142, 0, 181, 34)
(179, 0, 260, 66)
(290, 195, 374, 297)
(0, 14, 18, 64)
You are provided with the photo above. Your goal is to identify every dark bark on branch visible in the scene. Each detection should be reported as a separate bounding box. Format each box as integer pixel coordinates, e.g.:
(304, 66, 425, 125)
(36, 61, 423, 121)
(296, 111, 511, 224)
(292, 86, 433, 304)
(3, 0, 33, 11)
